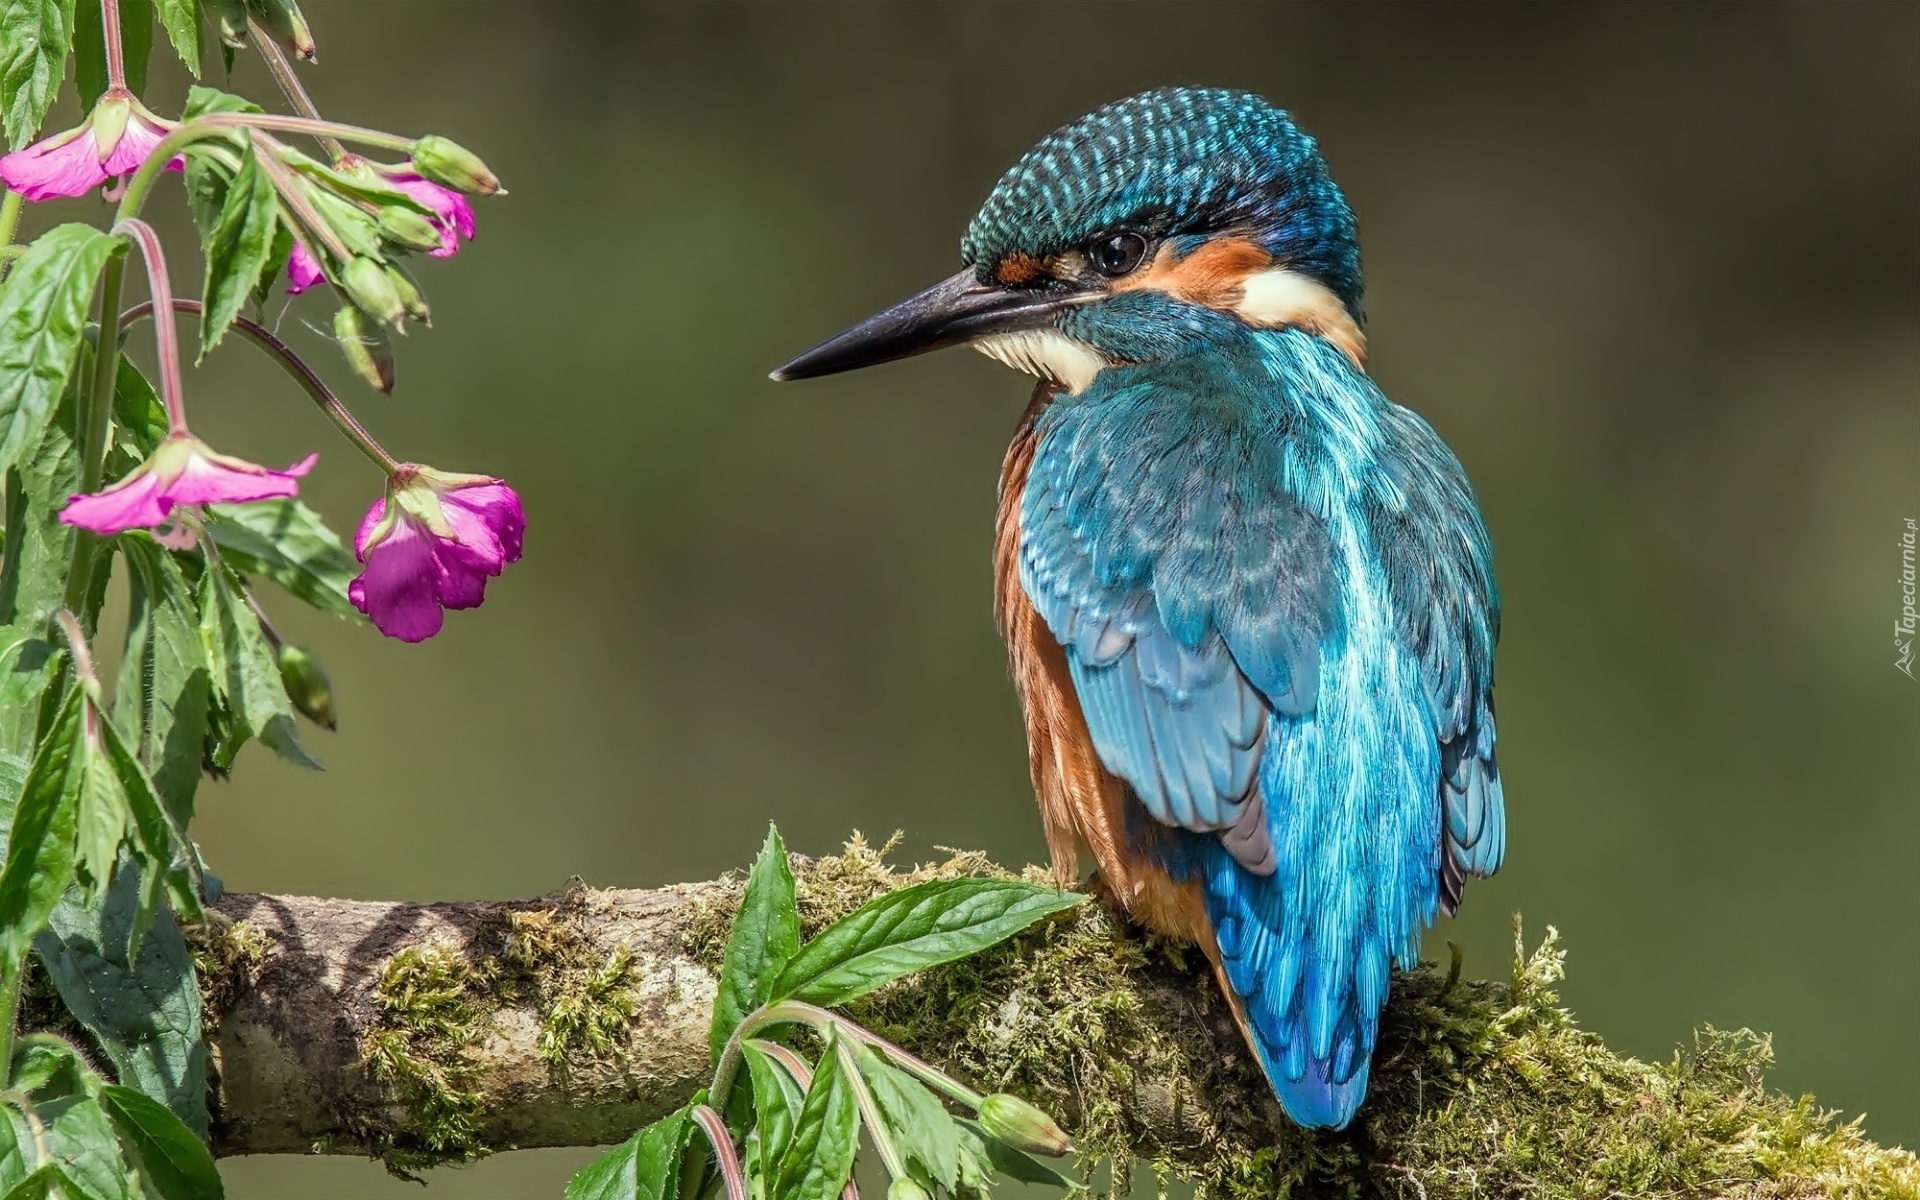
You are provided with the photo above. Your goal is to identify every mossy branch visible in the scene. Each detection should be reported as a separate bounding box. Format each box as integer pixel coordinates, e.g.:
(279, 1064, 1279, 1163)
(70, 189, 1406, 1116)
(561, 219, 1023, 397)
(193, 840, 1918, 1198)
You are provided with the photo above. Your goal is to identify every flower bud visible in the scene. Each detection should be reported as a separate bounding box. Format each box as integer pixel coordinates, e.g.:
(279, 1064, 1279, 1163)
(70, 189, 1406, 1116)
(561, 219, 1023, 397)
(976, 1094, 1071, 1157)
(409, 136, 502, 196)
(376, 206, 445, 254)
(334, 304, 395, 394)
(341, 256, 405, 329)
(206, 0, 248, 46)
(384, 264, 431, 326)
(887, 1179, 932, 1200)
(251, 0, 317, 61)
(276, 644, 336, 730)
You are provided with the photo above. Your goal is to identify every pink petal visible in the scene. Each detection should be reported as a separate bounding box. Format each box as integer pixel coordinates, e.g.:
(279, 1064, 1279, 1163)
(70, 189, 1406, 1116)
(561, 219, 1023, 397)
(389, 173, 476, 257)
(441, 482, 524, 564)
(349, 516, 447, 642)
(165, 448, 313, 506)
(432, 542, 492, 610)
(0, 127, 107, 201)
(286, 243, 324, 295)
(354, 495, 389, 560)
(61, 471, 171, 533)
(99, 111, 170, 177)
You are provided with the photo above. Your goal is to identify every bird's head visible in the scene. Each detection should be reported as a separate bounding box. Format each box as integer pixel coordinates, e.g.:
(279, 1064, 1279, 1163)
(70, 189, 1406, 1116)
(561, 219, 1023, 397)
(773, 87, 1365, 393)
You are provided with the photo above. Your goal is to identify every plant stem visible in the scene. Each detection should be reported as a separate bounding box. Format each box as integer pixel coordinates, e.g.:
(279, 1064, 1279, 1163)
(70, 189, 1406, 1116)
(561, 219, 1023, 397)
(60, 250, 125, 615)
(0, 968, 20, 1088)
(248, 130, 354, 264)
(689, 1105, 749, 1200)
(0, 189, 23, 282)
(110, 220, 186, 432)
(837, 1037, 907, 1181)
(198, 111, 414, 153)
(120, 299, 402, 474)
(250, 21, 345, 160)
(100, 0, 125, 90)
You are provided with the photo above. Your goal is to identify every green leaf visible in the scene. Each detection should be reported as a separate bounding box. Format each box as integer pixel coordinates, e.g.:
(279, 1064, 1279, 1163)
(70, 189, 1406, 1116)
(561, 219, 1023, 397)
(113, 541, 211, 827)
(743, 1043, 804, 1184)
(152, 0, 197, 75)
(0, 338, 102, 637)
(110, 354, 168, 462)
(74, 0, 151, 108)
(958, 1119, 1081, 1191)
(0, 1110, 26, 1192)
(0, 626, 61, 760)
(198, 138, 278, 358)
(0, 1166, 83, 1200)
(856, 1044, 960, 1190)
(710, 825, 799, 1063)
(38, 1094, 135, 1200)
(0, 0, 78, 148)
(283, 150, 434, 216)
(566, 1106, 690, 1200)
(204, 500, 358, 620)
(0, 686, 84, 964)
(180, 84, 256, 120)
(100, 1085, 221, 1199)
(198, 559, 319, 770)
(36, 870, 208, 1138)
(773, 879, 1082, 1008)
(0, 225, 120, 480)
(770, 1027, 860, 1200)
(69, 719, 129, 895)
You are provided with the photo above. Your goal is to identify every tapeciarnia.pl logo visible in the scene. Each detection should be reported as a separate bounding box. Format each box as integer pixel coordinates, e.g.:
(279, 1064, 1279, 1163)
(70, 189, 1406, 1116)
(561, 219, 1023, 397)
(1898, 518, 1917, 679)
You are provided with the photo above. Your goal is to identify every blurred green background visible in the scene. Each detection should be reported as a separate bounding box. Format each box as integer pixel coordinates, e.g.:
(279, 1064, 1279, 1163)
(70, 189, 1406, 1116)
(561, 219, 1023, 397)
(25, 0, 1918, 1194)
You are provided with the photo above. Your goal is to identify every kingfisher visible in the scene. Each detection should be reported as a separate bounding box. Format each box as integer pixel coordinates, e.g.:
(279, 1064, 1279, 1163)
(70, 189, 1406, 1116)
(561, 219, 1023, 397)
(772, 87, 1503, 1130)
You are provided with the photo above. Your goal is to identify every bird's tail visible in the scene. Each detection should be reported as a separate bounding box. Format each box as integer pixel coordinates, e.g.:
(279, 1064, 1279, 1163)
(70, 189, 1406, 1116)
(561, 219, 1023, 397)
(1194, 843, 1387, 1130)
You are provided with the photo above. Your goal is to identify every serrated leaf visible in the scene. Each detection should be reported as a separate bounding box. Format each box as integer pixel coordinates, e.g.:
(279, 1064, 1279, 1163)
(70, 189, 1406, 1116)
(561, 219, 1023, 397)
(198, 559, 318, 770)
(743, 1042, 804, 1186)
(100, 1085, 221, 1199)
(0, 225, 120, 479)
(38, 1094, 134, 1200)
(856, 1043, 961, 1190)
(74, 0, 151, 109)
(204, 499, 357, 620)
(566, 1106, 690, 1200)
(36, 864, 207, 1139)
(0, 0, 78, 148)
(111, 354, 168, 461)
(70, 722, 129, 895)
(0, 1165, 83, 1200)
(773, 879, 1082, 1008)
(0, 1110, 26, 1191)
(710, 825, 799, 1063)
(180, 84, 255, 120)
(152, 0, 197, 75)
(958, 1119, 1081, 1191)
(770, 1027, 859, 1200)
(113, 540, 210, 827)
(0, 686, 84, 965)
(199, 139, 277, 358)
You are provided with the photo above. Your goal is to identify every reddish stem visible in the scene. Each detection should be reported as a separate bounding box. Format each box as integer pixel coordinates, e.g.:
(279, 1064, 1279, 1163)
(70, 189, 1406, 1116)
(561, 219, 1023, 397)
(101, 0, 125, 90)
(689, 1105, 749, 1200)
(111, 219, 186, 433)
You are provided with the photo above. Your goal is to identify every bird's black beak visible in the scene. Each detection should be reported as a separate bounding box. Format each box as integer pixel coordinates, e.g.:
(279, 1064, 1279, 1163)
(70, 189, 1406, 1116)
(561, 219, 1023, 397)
(770, 269, 1070, 381)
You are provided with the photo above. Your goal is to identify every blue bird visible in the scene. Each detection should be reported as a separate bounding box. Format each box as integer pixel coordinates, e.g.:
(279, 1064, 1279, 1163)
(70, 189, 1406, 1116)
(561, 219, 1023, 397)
(773, 87, 1504, 1130)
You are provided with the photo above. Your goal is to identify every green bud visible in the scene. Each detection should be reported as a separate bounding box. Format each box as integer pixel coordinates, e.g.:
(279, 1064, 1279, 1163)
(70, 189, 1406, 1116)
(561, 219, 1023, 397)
(207, 0, 249, 46)
(341, 256, 406, 329)
(276, 644, 336, 731)
(249, 0, 317, 61)
(376, 206, 445, 254)
(887, 1180, 932, 1200)
(976, 1093, 1071, 1157)
(410, 135, 502, 196)
(385, 264, 431, 326)
(334, 304, 395, 394)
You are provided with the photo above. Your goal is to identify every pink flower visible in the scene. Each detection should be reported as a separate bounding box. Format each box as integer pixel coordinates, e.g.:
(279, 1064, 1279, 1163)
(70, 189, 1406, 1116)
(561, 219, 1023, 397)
(60, 434, 315, 535)
(349, 466, 524, 642)
(382, 169, 476, 257)
(0, 89, 179, 201)
(286, 242, 325, 294)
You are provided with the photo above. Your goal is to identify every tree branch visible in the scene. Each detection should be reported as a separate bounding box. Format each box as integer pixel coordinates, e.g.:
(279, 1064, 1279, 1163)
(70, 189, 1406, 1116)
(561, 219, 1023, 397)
(197, 844, 1917, 1198)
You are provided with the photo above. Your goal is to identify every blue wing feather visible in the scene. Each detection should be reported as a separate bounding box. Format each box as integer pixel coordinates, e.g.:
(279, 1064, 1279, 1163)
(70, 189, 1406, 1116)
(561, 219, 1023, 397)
(1018, 329, 1501, 1129)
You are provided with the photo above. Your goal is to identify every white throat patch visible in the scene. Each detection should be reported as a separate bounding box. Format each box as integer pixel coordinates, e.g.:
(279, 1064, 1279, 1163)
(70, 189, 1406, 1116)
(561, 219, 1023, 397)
(972, 329, 1107, 395)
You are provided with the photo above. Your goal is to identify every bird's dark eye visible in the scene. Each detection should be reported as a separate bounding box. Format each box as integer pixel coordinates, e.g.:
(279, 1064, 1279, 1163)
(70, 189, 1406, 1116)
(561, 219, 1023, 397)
(1088, 232, 1148, 277)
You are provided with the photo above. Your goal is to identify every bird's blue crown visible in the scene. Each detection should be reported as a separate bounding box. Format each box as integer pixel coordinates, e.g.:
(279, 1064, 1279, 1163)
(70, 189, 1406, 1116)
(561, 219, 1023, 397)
(961, 87, 1363, 317)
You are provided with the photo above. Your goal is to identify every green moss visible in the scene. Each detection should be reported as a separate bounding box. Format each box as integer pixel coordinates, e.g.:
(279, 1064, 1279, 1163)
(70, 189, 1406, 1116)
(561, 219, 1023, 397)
(724, 841, 1918, 1200)
(353, 894, 642, 1173)
(182, 915, 273, 1029)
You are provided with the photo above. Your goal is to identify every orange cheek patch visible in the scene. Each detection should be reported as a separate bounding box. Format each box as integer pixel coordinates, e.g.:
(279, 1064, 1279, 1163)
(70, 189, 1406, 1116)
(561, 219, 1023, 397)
(1114, 236, 1273, 308)
(994, 253, 1046, 285)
